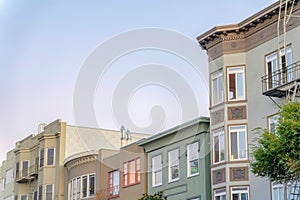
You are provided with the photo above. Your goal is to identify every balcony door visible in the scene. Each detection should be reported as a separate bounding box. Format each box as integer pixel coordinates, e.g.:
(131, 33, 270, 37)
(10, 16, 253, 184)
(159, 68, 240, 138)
(266, 52, 279, 89)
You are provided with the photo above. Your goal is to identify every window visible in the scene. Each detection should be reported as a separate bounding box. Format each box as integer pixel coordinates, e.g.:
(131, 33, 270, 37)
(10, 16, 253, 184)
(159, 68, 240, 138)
(40, 149, 44, 168)
(213, 129, 225, 164)
(20, 194, 27, 200)
(268, 114, 279, 134)
(168, 149, 179, 182)
(272, 181, 300, 200)
(16, 162, 19, 178)
(227, 67, 245, 101)
(14, 196, 18, 200)
(77, 177, 81, 199)
(123, 158, 140, 186)
(214, 189, 226, 200)
(72, 178, 76, 200)
(108, 170, 120, 198)
(89, 174, 95, 196)
(229, 126, 247, 160)
(82, 176, 87, 198)
(152, 155, 162, 187)
(47, 148, 54, 166)
(38, 185, 42, 200)
(187, 142, 199, 177)
(22, 161, 29, 177)
(280, 47, 293, 83)
(266, 52, 279, 89)
(231, 187, 249, 200)
(0, 179, 4, 191)
(46, 184, 53, 200)
(212, 70, 224, 105)
(5, 169, 13, 184)
(33, 191, 37, 200)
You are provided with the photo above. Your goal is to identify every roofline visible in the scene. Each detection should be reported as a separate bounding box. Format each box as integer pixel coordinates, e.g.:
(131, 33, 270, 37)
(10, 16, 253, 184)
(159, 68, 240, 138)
(197, 0, 291, 47)
(137, 116, 209, 146)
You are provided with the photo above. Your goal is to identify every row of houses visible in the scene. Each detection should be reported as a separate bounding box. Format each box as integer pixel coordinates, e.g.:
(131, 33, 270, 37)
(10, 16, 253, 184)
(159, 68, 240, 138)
(1, 0, 300, 199)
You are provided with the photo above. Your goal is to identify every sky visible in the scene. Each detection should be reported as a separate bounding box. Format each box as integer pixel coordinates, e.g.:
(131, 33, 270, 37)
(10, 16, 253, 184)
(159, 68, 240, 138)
(0, 0, 276, 163)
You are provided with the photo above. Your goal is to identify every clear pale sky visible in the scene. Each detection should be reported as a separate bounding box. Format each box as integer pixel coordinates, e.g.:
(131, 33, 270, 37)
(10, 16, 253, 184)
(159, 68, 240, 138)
(0, 0, 275, 163)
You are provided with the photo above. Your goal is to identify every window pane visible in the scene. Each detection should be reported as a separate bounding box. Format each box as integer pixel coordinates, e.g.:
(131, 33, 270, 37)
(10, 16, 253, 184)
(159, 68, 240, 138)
(231, 132, 238, 160)
(190, 160, 199, 175)
(229, 73, 236, 100)
(232, 194, 239, 200)
(152, 155, 162, 171)
(213, 78, 218, 104)
(129, 160, 135, 185)
(46, 185, 53, 200)
(220, 133, 225, 161)
(82, 176, 87, 197)
(154, 170, 162, 185)
(188, 143, 199, 161)
(40, 149, 44, 168)
(22, 161, 28, 177)
(214, 135, 220, 163)
(47, 148, 54, 166)
(236, 72, 244, 99)
(89, 174, 95, 196)
(171, 165, 179, 180)
(239, 131, 246, 159)
(38, 186, 43, 200)
(77, 177, 81, 199)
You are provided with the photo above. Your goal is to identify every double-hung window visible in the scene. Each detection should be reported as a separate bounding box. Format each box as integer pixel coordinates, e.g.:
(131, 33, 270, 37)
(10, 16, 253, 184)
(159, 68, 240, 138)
(231, 187, 249, 200)
(39, 149, 44, 168)
(108, 170, 120, 198)
(187, 142, 199, 177)
(46, 184, 53, 200)
(214, 189, 226, 200)
(212, 70, 224, 105)
(5, 169, 13, 184)
(38, 185, 42, 200)
(268, 114, 279, 134)
(89, 174, 95, 196)
(168, 149, 179, 182)
(229, 125, 247, 160)
(47, 148, 54, 166)
(123, 158, 140, 186)
(227, 66, 245, 101)
(152, 155, 162, 187)
(22, 161, 29, 177)
(213, 128, 225, 164)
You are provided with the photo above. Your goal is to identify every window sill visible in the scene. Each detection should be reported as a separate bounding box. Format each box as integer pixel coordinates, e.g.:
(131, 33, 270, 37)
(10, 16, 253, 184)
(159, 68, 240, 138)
(168, 178, 179, 183)
(122, 182, 140, 188)
(187, 173, 199, 178)
(152, 183, 162, 188)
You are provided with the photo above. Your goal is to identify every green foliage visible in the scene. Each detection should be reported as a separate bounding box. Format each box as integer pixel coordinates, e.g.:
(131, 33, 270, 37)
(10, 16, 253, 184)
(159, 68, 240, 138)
(251, 101, 300, 182)
(138, 191, 167, 200)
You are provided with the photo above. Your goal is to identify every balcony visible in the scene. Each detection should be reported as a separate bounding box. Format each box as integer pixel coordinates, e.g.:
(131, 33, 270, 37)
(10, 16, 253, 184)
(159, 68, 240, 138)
(16, 169, 33, 183)
(96, 186, 120, 200)
(262, 61, 300, 98)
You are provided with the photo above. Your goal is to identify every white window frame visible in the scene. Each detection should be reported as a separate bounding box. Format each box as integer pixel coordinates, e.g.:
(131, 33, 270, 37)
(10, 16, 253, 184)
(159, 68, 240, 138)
(46, 148, 55, 166)
(231, 186, 249, 200)
(187, 142, 199, 177)
(213, 128, 225, 164)
(38, 185, 43, 200)
(152, 155, 162, 187)
(212, 70, 224, 105)
(45, 184, 53, 200)
(229, 125, 247, 161)
(68, 173, 95, 199)
(168, 149, 179, 182)
(227, 66, 246, 101)
(89, 174, 95, 197)
(108, 170, 120, 198)
(214, 188, 226, 200)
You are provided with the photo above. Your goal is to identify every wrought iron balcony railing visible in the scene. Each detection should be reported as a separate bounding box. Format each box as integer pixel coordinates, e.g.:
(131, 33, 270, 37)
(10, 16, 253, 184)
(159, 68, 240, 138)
(262, 61, 300, 97)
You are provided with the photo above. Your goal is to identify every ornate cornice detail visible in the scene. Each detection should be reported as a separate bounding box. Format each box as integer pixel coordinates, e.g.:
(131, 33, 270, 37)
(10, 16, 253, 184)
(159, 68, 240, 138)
(66, 155, 97, 171)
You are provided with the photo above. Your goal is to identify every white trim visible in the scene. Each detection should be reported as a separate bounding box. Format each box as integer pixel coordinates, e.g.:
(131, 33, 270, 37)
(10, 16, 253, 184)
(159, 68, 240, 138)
(187, 142, 199, 177)
(229, 125, 247, 161)
(213, 128, 225, 164)
(152, 155, 162, 187)
(211, 70, 224, 106)
(168, 149, 179, 183)
(46, 148, 55, 166)
(227, 66, 246, 102)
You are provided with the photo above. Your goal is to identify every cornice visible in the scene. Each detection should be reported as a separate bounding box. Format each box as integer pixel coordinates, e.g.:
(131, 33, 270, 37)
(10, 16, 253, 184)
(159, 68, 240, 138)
(65, 155, 97, 171)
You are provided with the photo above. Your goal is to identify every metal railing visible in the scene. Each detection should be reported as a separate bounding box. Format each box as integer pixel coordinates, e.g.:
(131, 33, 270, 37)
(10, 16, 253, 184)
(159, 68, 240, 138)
(96, 185, 120, 200)
(262, 61, 300, 94)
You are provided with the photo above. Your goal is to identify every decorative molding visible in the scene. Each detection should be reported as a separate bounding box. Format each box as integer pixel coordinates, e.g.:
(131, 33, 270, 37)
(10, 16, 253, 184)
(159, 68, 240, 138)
(213, 168, 226, 185)
(211, 109, 224, 125)
(66, 155, 97, 171)
(230, 167, 249, 181)
(228, 106, 247, 120)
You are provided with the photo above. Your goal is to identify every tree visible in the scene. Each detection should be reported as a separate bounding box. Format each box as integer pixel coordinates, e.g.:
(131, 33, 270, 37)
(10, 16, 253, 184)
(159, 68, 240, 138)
(138, 191, 167, 200)
(251, 101, 300, 200)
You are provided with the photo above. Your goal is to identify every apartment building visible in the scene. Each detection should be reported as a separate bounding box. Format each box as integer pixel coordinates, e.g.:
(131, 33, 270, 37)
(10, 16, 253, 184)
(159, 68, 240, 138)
(197, 0, 300, 199)
(96, 142, 147, 200)
(64, 127, 148, 200)
(0, 150, 15, 200)
(0, 119, 147, 200)
(137, 117, 211, 200)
